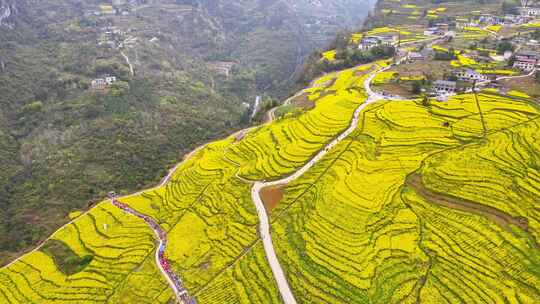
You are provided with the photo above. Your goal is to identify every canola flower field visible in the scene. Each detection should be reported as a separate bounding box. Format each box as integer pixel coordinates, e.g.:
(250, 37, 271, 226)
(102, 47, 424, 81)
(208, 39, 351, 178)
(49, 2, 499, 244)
(0, 63, 376, 303)
(1, 58, 539, 303)
(268, 93, 540, 303)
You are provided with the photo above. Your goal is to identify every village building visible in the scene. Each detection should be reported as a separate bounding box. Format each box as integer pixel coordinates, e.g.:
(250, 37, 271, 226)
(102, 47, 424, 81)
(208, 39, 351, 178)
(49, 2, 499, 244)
(435, 23, 450, 32)
(408, 51, 425, 61)
(100, 5, 115, 15)
(516, 50, 539, 60)
(519, 5, 540, 17)
(379, 35, 397, 46)
(512, 51, 539, 71)
(423, 28, 435, 36)
(432, 80, 457, 95)
(105, 76, 117, 84)
(504, 14, 518, 24)
(479, 14, 502, 25)
(455, 69, 490, 82)
(527, 39, 540, 46)
(91, 75, 117, 90)
(358, 35, 396, 51)
(209, 62, 236, 77)
(91, 78, 106, 90)
(513, 57, 537, 71)
(358, 36, 381, 51)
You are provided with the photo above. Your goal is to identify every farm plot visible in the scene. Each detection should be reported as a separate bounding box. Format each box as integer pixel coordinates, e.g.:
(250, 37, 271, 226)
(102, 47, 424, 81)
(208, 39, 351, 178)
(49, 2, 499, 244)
(429, 92, 540, 140)
(223, 64, 373, 181)
(118, 137, 277, 299)
(0, 62, 376, 304)
(264, 95, 540, 303)
(401, 117, 540, 303)
(0, 202, 173, 303)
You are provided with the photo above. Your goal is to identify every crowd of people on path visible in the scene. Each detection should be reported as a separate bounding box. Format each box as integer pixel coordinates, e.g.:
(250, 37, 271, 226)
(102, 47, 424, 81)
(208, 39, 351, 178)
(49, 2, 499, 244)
(109, 192, 195, 304)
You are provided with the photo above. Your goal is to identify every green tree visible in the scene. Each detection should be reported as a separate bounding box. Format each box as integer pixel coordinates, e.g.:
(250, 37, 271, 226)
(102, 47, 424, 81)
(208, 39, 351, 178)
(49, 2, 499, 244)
(411, 81, 422, 94)
(497, 41, 514, 55)
(422, 95, 430, 107)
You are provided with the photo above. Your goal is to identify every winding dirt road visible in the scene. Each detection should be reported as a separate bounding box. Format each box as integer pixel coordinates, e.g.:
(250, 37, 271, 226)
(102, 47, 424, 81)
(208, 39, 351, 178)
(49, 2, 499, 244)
(250, 63, 391, 304)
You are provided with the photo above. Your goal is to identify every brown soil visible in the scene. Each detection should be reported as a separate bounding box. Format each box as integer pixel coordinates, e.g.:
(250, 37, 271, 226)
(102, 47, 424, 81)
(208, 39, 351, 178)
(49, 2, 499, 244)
(292, 92, 314, 110)
(391, 59, 450, 80)
(260, 186, 284, 213)
(354, 64, 376, 77)
(499, 76, 540, 99)
(406, 174, 528, 231)
(376, 83, 416, 97)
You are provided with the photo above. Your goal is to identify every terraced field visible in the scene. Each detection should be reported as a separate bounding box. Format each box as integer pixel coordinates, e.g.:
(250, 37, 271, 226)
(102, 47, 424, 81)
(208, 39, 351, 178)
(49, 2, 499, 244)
(266, 94, 540, 303)
(224, 64, 375, 180)
(401, 118, 540, 303)
(0, 63, 378, 303)
(1, 58, 539, 303)
(0, 202, 173, 303)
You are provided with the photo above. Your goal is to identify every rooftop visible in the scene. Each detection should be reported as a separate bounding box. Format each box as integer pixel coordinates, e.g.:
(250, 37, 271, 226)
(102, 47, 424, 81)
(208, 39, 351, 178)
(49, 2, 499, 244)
(434, 80, 456, 86)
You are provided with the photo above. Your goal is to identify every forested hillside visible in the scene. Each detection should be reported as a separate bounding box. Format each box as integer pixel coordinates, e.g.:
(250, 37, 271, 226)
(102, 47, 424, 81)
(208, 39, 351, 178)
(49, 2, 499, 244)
(0, 0, 374, 265)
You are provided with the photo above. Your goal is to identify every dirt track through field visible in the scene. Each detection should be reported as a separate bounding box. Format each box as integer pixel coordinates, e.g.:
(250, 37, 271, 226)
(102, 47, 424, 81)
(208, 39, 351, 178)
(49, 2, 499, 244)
(406, 174, 529, 231)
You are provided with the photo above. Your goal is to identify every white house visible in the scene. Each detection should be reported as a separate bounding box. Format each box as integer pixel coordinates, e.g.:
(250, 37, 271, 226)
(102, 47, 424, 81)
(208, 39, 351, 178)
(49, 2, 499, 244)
(455, 69, 489, 82)
(408, 52, 424, 61)
(379, 35, 397, 46)
(513, 51, 539, 71)
(91, 78, 106, 90)
(479, 14, 502, 25)
(519, 6, 540, 16)
(91, 75, 117, 90)
(358, 36, 381, 51)
(105, 76, 117, 85)
(432, 80, 456, 94)
(513, 58, 537, 71)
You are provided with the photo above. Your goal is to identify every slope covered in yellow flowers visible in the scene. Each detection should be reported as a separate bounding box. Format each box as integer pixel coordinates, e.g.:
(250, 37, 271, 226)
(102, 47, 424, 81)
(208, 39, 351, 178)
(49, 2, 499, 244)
(0, 64, 378, 303)
(268, 94, 540, 303)
(1, 60, 539, 303)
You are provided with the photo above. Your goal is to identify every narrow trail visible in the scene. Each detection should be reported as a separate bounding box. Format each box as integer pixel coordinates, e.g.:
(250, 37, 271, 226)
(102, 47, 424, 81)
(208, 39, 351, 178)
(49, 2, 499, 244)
(111, 197, 193, 304)
(265, 89, 309, 123)
(496, 67, 536, 81)
(249, 62, 393, 304)
(121, 50, 135, 77)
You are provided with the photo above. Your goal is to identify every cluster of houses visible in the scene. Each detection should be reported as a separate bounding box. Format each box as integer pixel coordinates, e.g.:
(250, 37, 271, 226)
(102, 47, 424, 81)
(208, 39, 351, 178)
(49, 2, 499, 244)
(91, 75, 117, 90)
(430, 49, 539, 96)
(424, 23, 451, 36)
(453, 1, 540, 28)
(513, 51, 540, 71)
(83, 0, 145, 17)
(431, 69, 488, 96)
(358, 35, 397, 51)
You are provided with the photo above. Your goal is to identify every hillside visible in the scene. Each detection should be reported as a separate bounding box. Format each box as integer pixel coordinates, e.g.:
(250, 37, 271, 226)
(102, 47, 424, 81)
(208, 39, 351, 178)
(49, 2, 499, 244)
(1, 0, 540, 303)
(2, 57, 539, 302)
(0, 0, 374, 265)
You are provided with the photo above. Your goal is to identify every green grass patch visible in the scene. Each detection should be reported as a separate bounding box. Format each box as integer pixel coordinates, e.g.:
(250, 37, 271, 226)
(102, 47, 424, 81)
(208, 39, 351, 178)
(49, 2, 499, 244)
(40, 240, 93, 276)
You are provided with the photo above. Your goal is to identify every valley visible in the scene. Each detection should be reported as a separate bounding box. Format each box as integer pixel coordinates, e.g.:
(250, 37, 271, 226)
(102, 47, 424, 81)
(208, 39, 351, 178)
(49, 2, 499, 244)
(0, 0, 374, 265)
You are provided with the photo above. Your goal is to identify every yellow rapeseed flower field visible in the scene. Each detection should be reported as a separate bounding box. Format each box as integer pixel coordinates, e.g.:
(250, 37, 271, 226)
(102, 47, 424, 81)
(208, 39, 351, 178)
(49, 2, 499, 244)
(1, 60, 538, 303)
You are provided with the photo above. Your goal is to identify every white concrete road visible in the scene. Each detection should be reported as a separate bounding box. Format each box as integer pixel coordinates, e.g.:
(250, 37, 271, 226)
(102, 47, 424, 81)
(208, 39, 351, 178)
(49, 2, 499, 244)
(250, 63, 389, 304)
(1, 61, 394, 304)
